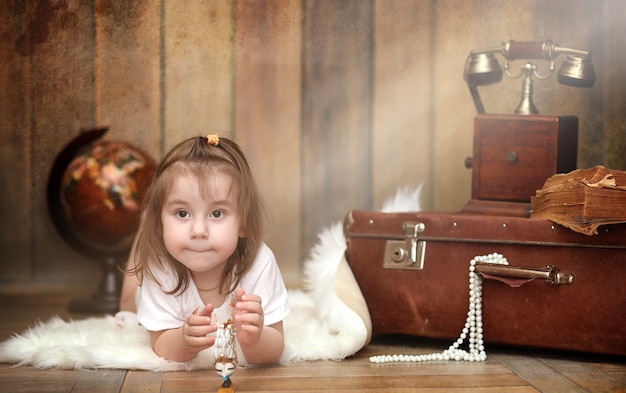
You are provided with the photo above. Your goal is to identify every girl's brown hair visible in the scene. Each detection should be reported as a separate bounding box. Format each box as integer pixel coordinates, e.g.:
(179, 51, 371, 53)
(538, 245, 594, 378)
(130, 136, 264, 295)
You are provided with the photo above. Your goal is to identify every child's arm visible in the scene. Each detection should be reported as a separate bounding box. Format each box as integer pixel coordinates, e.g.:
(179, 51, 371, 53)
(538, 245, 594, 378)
(149, 304, 217, 362)
(119, 271, 139, 313)
(234, 289, 285, 364)
(119, 233, 140, 312)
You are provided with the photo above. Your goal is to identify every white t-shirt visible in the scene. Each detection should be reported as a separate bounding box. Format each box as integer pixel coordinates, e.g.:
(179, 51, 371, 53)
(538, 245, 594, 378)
(136, 242, 290, 361)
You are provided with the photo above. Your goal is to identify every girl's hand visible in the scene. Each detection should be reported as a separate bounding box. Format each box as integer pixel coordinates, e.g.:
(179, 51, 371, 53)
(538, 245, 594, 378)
(182, 304, 217, 352)
(233, 288, 264, 346)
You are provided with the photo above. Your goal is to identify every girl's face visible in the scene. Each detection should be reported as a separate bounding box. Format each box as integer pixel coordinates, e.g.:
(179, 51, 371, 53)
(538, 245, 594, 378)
(161, 171, 243, 278)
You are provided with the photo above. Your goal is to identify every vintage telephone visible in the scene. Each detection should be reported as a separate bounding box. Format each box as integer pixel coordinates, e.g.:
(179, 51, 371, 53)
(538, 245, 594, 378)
(463, 40, 596, 114)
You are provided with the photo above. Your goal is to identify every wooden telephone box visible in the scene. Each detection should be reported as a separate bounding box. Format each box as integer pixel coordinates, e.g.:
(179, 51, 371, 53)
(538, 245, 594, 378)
(464, 114, 578, 216)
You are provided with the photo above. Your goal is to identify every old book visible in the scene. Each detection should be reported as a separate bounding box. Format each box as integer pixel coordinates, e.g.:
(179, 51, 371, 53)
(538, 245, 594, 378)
(530, 165, 626, 235)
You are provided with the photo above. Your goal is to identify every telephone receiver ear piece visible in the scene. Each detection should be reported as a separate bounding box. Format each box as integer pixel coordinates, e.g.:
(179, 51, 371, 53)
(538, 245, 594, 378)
(464, 52, 503, 114)
(464, 52, 504, 114)
(557, 55, 596, 88)
(464, 52, 503, 87)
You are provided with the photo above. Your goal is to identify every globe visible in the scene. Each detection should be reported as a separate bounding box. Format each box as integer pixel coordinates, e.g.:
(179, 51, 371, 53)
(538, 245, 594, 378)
(60, 140, 156, 254)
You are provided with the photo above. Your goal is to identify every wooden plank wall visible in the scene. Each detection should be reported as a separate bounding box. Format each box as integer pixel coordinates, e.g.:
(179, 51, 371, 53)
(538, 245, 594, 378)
(300, 0, 373, 263)
(234, 1, 302, 280)
(372, 1, 432, 209)
(1, 0, 625, 292)
(1, 1, 32, 284)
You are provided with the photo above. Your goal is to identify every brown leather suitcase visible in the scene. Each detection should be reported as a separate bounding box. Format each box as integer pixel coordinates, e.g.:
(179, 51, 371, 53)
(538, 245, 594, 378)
(344, 210, 626, 356)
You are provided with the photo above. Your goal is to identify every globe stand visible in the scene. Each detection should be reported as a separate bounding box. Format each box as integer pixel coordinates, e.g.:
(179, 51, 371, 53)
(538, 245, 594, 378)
(68, 256, 122, 314)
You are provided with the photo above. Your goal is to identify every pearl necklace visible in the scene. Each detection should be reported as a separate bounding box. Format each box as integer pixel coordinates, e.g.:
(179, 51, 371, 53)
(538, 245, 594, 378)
(369, 253, 508, 364)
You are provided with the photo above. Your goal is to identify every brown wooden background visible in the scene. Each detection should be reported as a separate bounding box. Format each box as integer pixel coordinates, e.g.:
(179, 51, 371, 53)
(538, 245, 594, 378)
(1, 0, 625, 292)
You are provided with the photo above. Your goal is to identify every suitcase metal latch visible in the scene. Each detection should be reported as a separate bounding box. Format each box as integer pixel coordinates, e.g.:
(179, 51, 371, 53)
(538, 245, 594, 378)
(384, 222, 426, 270)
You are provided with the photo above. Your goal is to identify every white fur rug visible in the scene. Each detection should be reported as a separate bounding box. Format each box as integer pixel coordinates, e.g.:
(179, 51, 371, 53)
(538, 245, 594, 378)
(0, 186, 421, 371)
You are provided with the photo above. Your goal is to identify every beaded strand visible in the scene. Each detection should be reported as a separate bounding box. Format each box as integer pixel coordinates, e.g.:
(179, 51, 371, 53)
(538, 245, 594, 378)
(369, 253, 509, 364)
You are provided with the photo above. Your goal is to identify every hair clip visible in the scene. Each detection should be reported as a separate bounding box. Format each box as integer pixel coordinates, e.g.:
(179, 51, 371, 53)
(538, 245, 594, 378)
(207, 134, 220, 146)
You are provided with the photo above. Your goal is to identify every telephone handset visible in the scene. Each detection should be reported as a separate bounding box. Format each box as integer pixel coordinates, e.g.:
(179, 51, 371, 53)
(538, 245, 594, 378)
(463, 40, 595, 114)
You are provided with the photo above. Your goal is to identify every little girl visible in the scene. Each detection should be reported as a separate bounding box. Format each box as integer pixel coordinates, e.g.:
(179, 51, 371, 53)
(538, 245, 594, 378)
(119, 135, 290, 365)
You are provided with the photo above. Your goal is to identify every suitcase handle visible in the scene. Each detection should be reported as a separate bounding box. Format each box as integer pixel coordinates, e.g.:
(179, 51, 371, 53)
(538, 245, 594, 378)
(475, 262, 575, 286)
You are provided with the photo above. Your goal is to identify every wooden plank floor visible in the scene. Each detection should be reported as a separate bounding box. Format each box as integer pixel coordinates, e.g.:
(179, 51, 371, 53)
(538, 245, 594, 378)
(0, 294, 624, 393)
